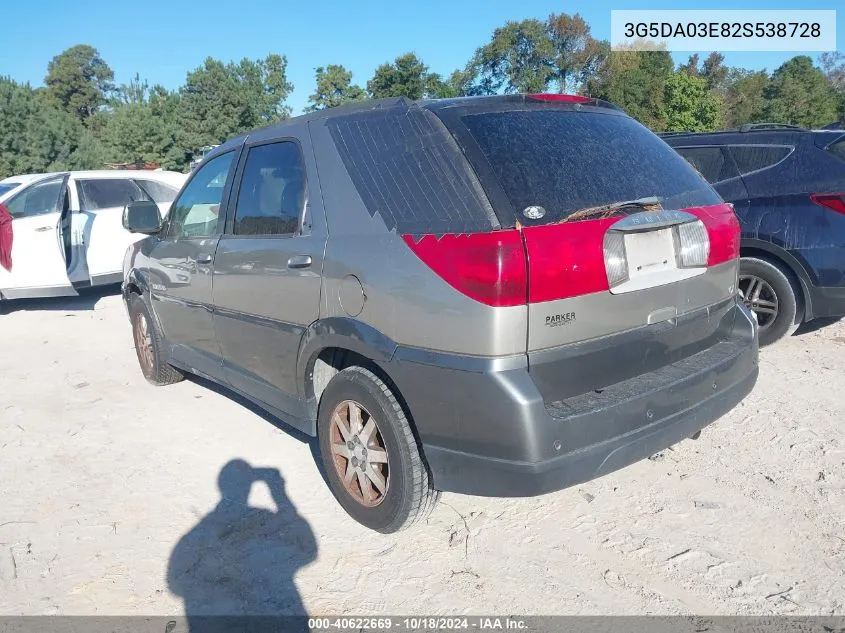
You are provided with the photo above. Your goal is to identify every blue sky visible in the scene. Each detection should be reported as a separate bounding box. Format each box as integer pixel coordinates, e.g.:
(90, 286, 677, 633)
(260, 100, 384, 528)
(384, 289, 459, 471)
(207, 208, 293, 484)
(0, 0, 840, 115)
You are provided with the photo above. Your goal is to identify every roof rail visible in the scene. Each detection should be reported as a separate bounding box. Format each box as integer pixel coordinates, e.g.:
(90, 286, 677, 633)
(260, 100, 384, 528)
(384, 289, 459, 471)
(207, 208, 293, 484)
(656, 131, 693, 137)
(739, 123, 806, 132)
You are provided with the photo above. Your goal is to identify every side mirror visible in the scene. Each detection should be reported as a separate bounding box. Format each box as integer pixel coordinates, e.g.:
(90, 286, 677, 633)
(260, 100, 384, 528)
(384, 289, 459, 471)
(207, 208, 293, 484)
(123, 201, 162, 234)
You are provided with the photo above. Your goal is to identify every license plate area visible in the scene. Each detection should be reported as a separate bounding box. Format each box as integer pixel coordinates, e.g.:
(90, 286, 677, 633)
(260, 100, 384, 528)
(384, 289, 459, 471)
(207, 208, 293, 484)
(609, 227, 704, 294)
(625, 229, 677, 277)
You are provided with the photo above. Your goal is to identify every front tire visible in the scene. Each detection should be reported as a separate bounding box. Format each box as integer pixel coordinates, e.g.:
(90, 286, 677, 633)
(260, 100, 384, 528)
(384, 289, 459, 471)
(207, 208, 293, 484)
(128, 293, 183, 386)
(739, 257, 801, 347)
(317, 366, 439, 533)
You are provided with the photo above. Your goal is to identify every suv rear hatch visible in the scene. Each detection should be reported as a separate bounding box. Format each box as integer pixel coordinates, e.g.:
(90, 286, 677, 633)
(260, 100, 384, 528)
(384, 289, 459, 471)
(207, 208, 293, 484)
(426, 96, 742, 400)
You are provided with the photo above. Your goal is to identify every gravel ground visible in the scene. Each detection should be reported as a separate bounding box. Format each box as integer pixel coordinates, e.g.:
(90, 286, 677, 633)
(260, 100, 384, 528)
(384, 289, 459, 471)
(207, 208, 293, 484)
(0, 289, 843, 616)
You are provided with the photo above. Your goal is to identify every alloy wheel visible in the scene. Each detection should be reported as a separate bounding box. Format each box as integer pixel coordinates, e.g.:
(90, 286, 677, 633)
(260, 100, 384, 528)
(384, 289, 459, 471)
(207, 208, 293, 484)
(739, 274, 779, 330)
(133, 311, 155, 375)
(329, 399, 390, 507)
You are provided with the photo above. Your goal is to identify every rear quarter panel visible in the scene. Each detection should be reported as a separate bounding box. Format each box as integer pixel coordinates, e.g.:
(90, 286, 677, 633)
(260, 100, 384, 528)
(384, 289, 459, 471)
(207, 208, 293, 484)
(739, 141, 845, 287)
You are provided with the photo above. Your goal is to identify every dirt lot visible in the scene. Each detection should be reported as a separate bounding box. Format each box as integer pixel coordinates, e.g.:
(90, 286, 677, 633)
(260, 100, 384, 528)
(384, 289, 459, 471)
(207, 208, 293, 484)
(1, 289, 843, 616)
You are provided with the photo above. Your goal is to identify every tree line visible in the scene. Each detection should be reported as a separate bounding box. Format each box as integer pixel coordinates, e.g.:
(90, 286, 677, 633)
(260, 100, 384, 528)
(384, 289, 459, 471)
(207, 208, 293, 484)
(1, 13, 844, 178)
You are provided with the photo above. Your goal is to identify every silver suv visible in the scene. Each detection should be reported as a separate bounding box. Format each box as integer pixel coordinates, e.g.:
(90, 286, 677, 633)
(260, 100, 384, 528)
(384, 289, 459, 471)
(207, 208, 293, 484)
(122, 95, 759, 533)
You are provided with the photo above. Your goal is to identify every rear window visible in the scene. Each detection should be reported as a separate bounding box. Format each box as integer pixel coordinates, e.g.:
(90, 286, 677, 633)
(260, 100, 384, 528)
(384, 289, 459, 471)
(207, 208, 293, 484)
(729, 145, 792, 175)
(458, 110, 720, 224)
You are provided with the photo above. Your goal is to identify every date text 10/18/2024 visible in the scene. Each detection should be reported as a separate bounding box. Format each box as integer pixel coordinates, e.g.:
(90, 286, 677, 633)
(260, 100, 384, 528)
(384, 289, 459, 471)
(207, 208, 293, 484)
(308, 617, 528, 630)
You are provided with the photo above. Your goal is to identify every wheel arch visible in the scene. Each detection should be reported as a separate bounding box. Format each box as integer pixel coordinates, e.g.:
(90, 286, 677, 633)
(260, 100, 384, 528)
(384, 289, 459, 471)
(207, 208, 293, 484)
(122, 268, 149, 300)
(297, 317, 400, 421)
(122, 268, 171, 346)
(124, 281, 143, 298)
(740, 239, 814, 321)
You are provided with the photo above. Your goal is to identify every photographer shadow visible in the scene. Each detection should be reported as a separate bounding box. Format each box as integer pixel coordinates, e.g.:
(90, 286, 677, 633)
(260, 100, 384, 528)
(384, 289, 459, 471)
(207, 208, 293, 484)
(167, 459, 317, 629)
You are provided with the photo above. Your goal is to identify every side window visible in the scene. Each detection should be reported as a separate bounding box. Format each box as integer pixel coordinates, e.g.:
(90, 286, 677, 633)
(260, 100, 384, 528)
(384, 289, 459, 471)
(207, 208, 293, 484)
(825, 138, 845, 162)
(167, 152, 235, 240)
(233, 141, 306, 236)
(5, 178, 63, 219)
(78, 179, 150, 210)
(0, 182, 21, 197)
(730, 145, 792, 175)
(675, 147, 737, 183)
(135, 179, 179, 204)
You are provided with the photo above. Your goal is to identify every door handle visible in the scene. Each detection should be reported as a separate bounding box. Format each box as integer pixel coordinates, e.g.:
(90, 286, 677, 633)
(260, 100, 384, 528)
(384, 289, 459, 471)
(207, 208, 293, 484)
(35, 226, 53, 232)
(197, 253, 213, 264)
(287, 254, 312, 269)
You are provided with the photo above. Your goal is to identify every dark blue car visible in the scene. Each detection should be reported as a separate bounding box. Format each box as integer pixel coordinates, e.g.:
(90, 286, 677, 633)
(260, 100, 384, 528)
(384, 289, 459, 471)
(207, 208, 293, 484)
(663, 124, 845, 345)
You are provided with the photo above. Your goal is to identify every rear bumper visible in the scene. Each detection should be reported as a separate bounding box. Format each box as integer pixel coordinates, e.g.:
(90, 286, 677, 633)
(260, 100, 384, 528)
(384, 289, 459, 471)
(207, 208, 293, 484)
(387, 302, 758, 497)
(423, 362, 756, 497)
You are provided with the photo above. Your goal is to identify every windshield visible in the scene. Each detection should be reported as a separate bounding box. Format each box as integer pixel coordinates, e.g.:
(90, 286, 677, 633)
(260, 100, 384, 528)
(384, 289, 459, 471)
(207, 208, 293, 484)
(455, 109, 721, 224)
(0, 182, 21, 198)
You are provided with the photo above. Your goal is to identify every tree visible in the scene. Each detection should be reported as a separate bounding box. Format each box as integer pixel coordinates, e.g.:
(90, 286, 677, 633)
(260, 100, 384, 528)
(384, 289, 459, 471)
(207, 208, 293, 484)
(819, 52, 845, 123)
(100, 86, 182, 169)
(589, 49, 674, 130)
(177, 54, 293, 154)
(819, 52, 845, 91)
(763, 56, 839, 127)
(679, 54, 701, 76)
(446, 65, 480, 97)
(547, 13, 607, 94)
(0, 77, 102, 178)
(470, 19, 555, 94)
(114, 73, 151, 106)
(701, 52, 729, 93)
(101, 103, 159, 165)
(367, 53, 434, 100)
(149, 86, 189, 171)
(44, 45, 114, 121)
(259, 54, 295, 119)
(424, 73, 458, 98)
(724, 69, 769, 127)
(664, 72, 724, 131)
(306, 65, 365, 111)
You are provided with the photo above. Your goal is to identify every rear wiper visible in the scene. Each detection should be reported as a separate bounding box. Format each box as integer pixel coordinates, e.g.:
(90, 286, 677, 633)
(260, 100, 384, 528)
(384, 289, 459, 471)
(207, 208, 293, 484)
(562, 196, 662, 223)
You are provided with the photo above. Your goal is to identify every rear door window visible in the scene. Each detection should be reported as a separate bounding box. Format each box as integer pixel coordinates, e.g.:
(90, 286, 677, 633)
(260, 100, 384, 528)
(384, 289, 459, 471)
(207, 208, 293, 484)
(233, 141, 306, 236)
(826, 138, 845, 162)
(135, 179, 179, 204)
(78, 179, 151, 210)
(452, 109, 721, 224)
(675, 147, 739, 184)
(729, 145, 793, 175)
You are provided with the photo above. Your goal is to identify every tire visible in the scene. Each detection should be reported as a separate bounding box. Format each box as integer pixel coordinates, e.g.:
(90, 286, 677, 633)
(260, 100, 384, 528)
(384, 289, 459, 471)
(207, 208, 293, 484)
(739, 257, 801, 347)
(128, 293, 183, 386)
(317, 366, 439, 533)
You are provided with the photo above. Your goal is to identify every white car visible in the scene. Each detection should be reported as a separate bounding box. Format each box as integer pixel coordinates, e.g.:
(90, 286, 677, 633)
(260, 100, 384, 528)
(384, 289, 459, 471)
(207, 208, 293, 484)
(0, 170, 186, 300)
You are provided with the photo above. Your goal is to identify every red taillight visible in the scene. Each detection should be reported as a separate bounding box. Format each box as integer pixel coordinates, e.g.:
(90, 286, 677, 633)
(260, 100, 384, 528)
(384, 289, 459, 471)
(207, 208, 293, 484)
(811, 193, 845, 215)
(402, 230, 527, 307)
(686, 203, 740, 266)
(403, 203, 740, 307)
(522, 218, 617, 302)
(526, 93, 592, 103)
